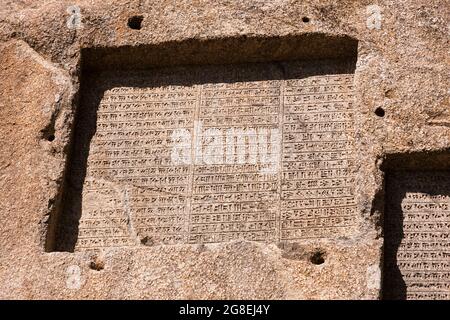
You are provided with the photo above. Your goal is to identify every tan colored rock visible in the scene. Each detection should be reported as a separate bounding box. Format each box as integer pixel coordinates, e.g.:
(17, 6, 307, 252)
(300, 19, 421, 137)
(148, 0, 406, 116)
(0, 0, 448, 300)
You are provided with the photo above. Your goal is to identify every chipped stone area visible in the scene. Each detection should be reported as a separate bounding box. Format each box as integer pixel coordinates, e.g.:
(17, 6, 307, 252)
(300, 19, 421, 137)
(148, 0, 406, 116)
(55, 61, 360, 251)
(0, 1, 449, 300)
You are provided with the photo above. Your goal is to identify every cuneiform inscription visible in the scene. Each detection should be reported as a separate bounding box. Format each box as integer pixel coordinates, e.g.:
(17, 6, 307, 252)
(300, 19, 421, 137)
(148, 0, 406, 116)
(384, 172, 450, 300)
(73, 63, 358, 250)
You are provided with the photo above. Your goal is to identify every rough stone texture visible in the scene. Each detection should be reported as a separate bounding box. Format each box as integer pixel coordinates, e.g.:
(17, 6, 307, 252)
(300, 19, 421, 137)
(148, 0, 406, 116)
(0, 0, 448, 299)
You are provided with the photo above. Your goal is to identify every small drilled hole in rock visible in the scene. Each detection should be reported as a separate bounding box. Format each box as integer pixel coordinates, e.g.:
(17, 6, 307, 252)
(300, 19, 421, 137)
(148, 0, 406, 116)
(89, 257, 105, 271)
(128, 15, 143, 30)
(47, 134, 55, 142)
(375, 107, 385, 117)
(302, 17, 310, 23)
(310, 250, 325, 265)
(140, 236, 154, 246)
(385, 89, 395, 98)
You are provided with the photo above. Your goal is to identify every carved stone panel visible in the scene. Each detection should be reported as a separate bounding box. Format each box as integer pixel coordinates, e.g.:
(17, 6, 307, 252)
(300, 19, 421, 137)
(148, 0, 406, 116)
(57, 60, 358, 251)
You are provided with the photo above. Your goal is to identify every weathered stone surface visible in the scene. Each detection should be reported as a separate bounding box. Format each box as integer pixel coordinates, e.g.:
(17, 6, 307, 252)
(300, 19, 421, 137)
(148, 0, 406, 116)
(0, 0, 448, 300)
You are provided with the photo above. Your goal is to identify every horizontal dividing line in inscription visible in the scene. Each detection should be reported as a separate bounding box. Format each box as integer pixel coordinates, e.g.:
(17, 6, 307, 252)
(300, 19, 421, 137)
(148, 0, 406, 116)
(196, 120, 357, 127)
(82, 189, 274, 195)
(386, 240, 450, 244)
(192, 169, 353, 177)
(281, 225, 356, 232)
(87, 165, 190, 170)
(198, 110, 354, 117)
(283, 91, 353, 97)
(201, 84, 352, 91)
(391, 230, 450, 233)
(397, 270, 450, 273)
(280, 235, 350, 241)
(401, 200, 450, 203)
(80, 201, 357, 212)
(196, 122, 279, 127)
(397, 260, 450, 262)
(86, 186, 356, 196)
(105, 88, 355, 99)
(386, 212, 450, 216)
(283, 149, 355, 154)
(283, 111, 354, 116)
(88, 170, 275, 177)
(284, 99, 352, 105)
(405, 290, 450, 292)
(282, 214, 356, 220)
(77, 247, 132, 251)
(77, 236, 175, 241)
(398, 209, 450, 212)
(78, 236, 135, 240)
(199, 176, 356, 183)
(192, 178, 350, 186)
(204, 94, 282, 99)
(96, 117, 196, 123)
(191, 200, 350, 210)
(280, 227, 357, 238)
(88, 154, 180, 160)
(188, 214, 356, 221)
(96, 126, 195, 133)
(281, 195, 356, 201)
(281, 195, 355, 201)
(102, 94, 198, 98)
(285, 81, 353, 87)
(100, 99, 197, 105)
(282, 168, 351, 173)
(197, 103, 280, 108)
(90, 146, 281, 153)
(279, 176, 356, 183)
(192, 185, 353, 194)
(202, 86, 280, 91)
(283, 133, 355, 139)
(78, 227, 141, 231)
(394, 221, 450, 225)
(76, 245, 133, 249)
(90, 130, 354, 143)
(192, 199, 276, 205)
(198, 112, 280, 117)
(283, 130, 355, 134)
(282, 158, 355, 163)
(190, 219, 277, 225)
(283, 139, 353, 144)
(97, 107, 195, 115)
(403, 280, 450, 283)
(192, 190, 278, 195)
(86, 174, 191, 181)
(282, 150, 354, 155)
(387, 219, 450, 223)
(86, 171, 276, 178)
(283, 100, 353, 106)
(191, 210, 275, 215)
(283, 204, 358, 210)
(200, 102, 281, 107)
(187, 226, 356, 235)
(392, 249, 450, 252)
(107, 88, 198, 94)
(281, 187, 354, 194)
(97, 116, 282, 124)
(89, 162, 355, 170)
(79, 216, 186, 221)
(93, 129, 193, 135)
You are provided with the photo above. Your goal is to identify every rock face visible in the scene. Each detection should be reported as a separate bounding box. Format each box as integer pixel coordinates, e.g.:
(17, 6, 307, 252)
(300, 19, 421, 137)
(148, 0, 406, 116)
(0, 1, 448, 300)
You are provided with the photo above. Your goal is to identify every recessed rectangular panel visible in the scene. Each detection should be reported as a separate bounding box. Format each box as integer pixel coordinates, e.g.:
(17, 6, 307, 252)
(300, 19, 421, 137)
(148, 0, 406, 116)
(384, 171, 450, 300)
(57, 60, 358, 251)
